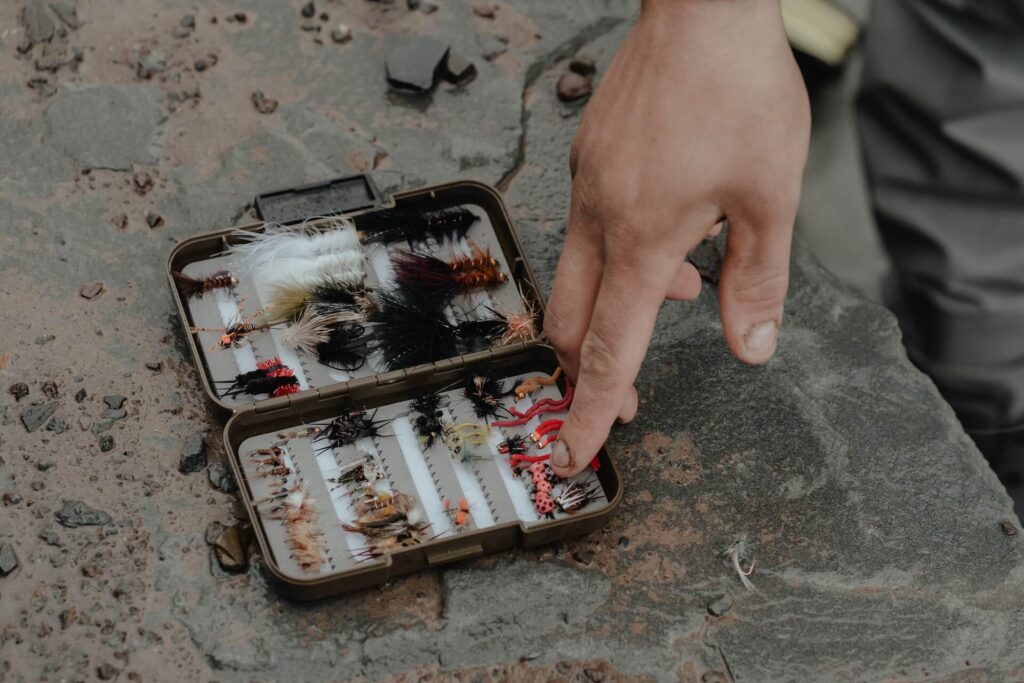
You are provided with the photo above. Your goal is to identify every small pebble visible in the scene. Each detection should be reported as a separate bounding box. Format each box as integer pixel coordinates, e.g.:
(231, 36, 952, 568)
(419, 1, 438, 12)
(103, 395, 126, 410)
(569, 51, 596, 76)
(146, 361, 163, 371)
(472, 2, 496, 18)
(2, 492, 22, 506)
(42, 381, 59, 399)
(707, 594, 733, 617)
(79, 282, 104, 300)
(617, 536, 630, 550)
(194, 59, 209, 72)
(571, 549, 594, 566)
(35, 334, 55, 345)
(0, 543, 19, 575)
(55, 500, 112, 528)
(74, 387, 87, 402)
(330, 23, 352, 43)
(180, 14, 195, 28)
(97, 663, 119, 681)
(36, 460, 55, 471)
(179, 433, 207, 474)
(441, 52, 476, 85)
(251, 91, 278, 114)
(557, 71, 592, 102)
(39, 528, 62, 547)
(9, 383, 29, 401)
(99, 435, 114, 452)
(21, 402, 58, 432)
(234, 11, 247, 22)
(133, 170, 154, 195)
(300, 1, 315, 18)
(1001, 520, 1018, 536)
(145, 211, 164, 229)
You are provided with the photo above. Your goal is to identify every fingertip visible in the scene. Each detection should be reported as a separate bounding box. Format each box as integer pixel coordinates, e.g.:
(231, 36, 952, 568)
(665, 262, 702, 301)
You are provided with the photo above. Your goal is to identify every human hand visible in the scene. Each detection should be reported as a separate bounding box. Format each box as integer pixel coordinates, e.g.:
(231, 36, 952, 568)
(545, 0, 810, 476)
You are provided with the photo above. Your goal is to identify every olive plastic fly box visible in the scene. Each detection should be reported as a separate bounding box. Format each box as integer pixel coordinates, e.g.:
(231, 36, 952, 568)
(167, 176, 621, 599)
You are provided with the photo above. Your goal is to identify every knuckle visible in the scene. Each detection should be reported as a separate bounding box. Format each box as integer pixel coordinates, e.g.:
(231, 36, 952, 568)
(727, 267, 789, 307)
(578, 329, 621, 391)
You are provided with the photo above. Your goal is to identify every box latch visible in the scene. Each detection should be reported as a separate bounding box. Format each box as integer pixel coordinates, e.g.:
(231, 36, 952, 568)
(426, 543, 484, 566)
(254, 174, 385, 225)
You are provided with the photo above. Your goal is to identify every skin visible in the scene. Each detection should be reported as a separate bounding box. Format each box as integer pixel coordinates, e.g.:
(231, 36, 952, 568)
(546, 0, 811, 476)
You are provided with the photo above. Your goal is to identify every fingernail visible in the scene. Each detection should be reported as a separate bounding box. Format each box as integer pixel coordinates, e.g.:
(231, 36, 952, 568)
(551, 440, 574, 470)
(743, 320, 778, 359)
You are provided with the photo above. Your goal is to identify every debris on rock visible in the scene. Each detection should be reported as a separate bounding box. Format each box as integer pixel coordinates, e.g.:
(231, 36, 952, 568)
(145, 211, 164, 228)
(45, 417, 67, 433)
(9, 383, 29, 401)
(55, 500, 112, 528)
(39, 527, 63, 547)
(1001, 520, 1019, 536)
(179, 433, 207, 474)
(571, 549, 594, 566)
(145, 361, 163, 372)
(472, 2, 497, 19)
(0, 542, 19, 576)
(208, 461, 238, 494)
(79, 282, 104, 300)
(300, 1, 316, 18)
(617, 536, 630, 550)
(27, 76, 57, 97)
(42, 381, 59, 399)
(103, 395, 126, 410)
(96, 663, 119, 681)
(330, 23, 352, 44)
(21, 401, 58, 433)
(133, 169, 154, 195)
(556, 71, 592, 103)
(35, 44, 84, 73)
(441, 52, 476, 86)
(386, 35, 451, 93)
(251, 90, 279, 114)
(135, 50, 167, 80)
(569, 51, 596, 77)
(707, 594, 733, 617)
(211, 524, 251, 573)
(74, 387, 87, 403)
(99, 434, 115, 452)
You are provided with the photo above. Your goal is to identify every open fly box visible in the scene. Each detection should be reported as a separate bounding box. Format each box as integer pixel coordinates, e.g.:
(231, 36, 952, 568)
(167, 175, 622, 599)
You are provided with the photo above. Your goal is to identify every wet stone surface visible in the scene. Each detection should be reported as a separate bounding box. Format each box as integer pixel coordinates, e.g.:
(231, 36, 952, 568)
(1, 1, 1022, 681)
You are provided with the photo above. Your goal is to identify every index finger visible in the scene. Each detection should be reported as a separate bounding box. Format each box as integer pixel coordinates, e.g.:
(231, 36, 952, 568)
(549, 252, 675, 477)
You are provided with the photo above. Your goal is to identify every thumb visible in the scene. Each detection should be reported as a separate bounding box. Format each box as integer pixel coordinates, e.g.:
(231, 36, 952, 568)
(718, 211, 794, 365)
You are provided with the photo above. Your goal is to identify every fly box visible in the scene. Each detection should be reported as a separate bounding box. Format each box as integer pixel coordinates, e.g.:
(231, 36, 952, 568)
(167, 175, 622, 599)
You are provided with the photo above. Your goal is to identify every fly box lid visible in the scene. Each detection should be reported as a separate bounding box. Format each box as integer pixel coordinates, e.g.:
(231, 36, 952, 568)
(167, 174, 621, 598)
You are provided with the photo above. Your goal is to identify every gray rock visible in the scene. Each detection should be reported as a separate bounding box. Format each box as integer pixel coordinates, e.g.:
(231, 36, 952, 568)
(179, 433, 207, 474)
(44, 417, 66, 433)
(49, 1, 81, 29)
(441, 53, 477, 86)
(103, 395, 126, 410)
(55, 500, 112, 528)
(136, 50, 166, 79)
(21, 402, 57, 432)
(90, 419, 113, 434)
(74, 388, 87, 403)
(98, 434, 114, 452)
(207, 461, 238, 493)
(9, 383, 29, 401)
(556, 71, 591, 102)
(103, 408, 126, 420)
(45, 84, 165, 170)
(385, 35, 450, 92)
(707, 594, 733, 617)
(251, 91, 278, 114)
(478, 33, 508, 61)
(22, 2, 55, 46)
(39, 527, 62, 547)
(0, 543, 18, 575)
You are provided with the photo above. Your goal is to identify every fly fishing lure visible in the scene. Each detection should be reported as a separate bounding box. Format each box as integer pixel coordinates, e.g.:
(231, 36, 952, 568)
(350, 530, 422, 562)
(315, 323, 368, 372)
(172, 270, 238, 298)
(191, 306, 275, 349)
(443, 497, 471, 529)
(358, 206, 478, 246)
(314, 410, 389, 452)
(326, 453, 384, 492)
(227, 217, 361, 273)
(454, 306, 538, 352)
(441, 422, 492, 461)
(216, 357, 300, 398)
(551, 479, 602, 514)
(409, 393, 445, 449)
(280, 307, 364, 356)
(263, 489, 327, 573)
(267, 274, 366, 322)
(514, 367, 563, 400)
(391, 242, 508, 297)
(260, 251, 367, 291)
(342, 489, 429, 538)
(369, 285, 459, 371)
(463, 372, 507, 419)
(528, 461, 556, 516)
(498, 435, 529, 457)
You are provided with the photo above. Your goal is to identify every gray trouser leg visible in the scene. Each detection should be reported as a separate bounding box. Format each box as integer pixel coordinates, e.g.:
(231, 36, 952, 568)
(857, 0, 1024, 463)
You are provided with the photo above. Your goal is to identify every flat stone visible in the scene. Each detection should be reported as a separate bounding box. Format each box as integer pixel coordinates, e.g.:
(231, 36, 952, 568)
(441, 53, 477, 86)
(212, 524, 250, 573)
(385, 35, 450, 92)
(22, 2, 55, 46)
(21, 402, 57, 432)
(103, 395, 126, 410)
(556, 71, 592, 102)
(79, 282, 104, 299)
(49, 1, 81, 29)
(0, 543, 18, 575)
(208, 461, 238, 494)
(179, 433, 207, 474)
(103, 408, 126, 420)
(707, 594, 733, 617)
(90, 419, 114, 435)
(55, 500, 111, 528)
(45, 84, 165, 171)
